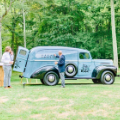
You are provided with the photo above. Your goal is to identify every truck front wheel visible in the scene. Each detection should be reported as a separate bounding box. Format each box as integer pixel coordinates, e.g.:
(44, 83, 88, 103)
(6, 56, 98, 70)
(100, 71, 115, 85)
(43, 71, 59, 86)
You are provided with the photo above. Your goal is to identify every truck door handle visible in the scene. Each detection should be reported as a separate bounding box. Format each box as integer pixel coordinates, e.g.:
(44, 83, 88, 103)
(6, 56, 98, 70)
(15, 60, 20, 68)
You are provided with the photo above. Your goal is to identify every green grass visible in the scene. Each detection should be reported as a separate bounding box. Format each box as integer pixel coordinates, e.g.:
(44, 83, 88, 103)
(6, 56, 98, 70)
(0, 71, 120, 120)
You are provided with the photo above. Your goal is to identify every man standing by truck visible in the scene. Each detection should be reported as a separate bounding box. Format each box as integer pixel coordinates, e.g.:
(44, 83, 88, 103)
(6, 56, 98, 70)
(54, 51, 65, 88)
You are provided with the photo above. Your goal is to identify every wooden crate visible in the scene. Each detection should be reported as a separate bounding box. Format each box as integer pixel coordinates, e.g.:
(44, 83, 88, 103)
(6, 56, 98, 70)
(0, 65, 4, 87)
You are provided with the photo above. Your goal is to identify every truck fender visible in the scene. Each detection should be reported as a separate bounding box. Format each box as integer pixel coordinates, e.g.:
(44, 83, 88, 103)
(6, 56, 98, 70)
(92, 65, 117, 79)
(31, 66, 59, 79)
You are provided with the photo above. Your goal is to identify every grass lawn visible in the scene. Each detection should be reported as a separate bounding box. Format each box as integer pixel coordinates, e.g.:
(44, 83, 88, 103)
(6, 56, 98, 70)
(0, 71, 120, 120)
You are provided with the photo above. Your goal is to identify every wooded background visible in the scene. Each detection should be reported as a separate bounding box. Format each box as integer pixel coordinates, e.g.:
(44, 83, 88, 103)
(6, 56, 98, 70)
(0, 0, 120, 66)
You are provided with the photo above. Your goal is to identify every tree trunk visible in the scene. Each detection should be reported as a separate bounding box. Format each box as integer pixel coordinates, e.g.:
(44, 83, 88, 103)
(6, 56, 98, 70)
(23, 0, 26, 48)
(11, 9, 16, 52)
(111, 0, 118, 68)
(0, 22, 2, 60)
(11, 30, 15, 51)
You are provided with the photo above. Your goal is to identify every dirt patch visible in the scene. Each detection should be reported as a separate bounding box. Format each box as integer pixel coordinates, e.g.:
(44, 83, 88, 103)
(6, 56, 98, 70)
(21, 98, 32, 102)
(100, 91, 120, 98)
(78, 103, 119, 118)
(101, 103, 120, 111)
(21, 97, 49, 102)
(100, 91, 112, 95)
(101, 103, 110, 108)
(30, 114, 42, 119)
(34, 97, 49, 102)
(79, 109, 109, 117)
(53, 99, 64, 102)
(108, 94, 120, 98)
(44, 106, 60, 110)
(94, 109, 109, 117)
(0, 96, 8, 103)
(10, 104, 33, 114)
(72, 92, 88, 97)
(65, 100, 74, 108)
(21, 97, 50, 103)
(57, 111, 76, 119)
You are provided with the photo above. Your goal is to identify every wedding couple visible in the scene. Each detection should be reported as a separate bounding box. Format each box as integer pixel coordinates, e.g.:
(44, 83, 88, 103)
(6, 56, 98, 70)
(1, 46, 66, 88)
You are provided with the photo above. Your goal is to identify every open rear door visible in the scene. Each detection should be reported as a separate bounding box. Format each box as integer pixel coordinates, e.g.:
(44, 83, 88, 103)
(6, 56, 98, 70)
(13, 46, 29, 72)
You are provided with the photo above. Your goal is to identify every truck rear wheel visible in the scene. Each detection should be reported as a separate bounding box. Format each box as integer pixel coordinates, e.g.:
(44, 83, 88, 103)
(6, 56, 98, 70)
(100, 71, 115, 85)
(43, 71, 59, 86)
(92, 79, 101, 84)
(65, 64, 77, 77)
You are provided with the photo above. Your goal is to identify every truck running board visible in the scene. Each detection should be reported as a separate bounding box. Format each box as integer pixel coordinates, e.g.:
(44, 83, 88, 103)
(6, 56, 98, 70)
(65, 77, 96, 80)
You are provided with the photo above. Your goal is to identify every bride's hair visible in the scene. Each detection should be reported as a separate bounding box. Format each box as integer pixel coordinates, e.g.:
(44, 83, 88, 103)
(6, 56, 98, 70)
(5, 46, 11, 52)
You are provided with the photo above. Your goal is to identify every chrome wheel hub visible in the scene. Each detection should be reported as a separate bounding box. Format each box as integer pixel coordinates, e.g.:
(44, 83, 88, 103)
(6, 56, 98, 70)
(48, 75, 55, 82)
(68, 66, 74, 73)
(105, 75, 111, 81)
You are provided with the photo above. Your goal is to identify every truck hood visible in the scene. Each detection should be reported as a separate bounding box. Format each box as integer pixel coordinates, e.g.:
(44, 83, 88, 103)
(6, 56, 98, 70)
(93, 59, 113, 66)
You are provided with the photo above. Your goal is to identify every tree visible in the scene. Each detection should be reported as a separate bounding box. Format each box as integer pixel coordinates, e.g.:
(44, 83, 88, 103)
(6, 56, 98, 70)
(111, 0, 118, 68)
(1, 0, 120, 66)
(22, 0, 26, 48)
(0, 0, 14, 60)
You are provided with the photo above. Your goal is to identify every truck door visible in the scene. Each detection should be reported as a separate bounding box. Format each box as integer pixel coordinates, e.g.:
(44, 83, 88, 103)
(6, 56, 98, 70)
(78, 52, 94, 77)
(13, 46, 29, 72)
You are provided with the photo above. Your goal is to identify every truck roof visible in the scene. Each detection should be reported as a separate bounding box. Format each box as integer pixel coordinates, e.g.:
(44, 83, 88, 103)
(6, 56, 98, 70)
(30, 46, 89, 53)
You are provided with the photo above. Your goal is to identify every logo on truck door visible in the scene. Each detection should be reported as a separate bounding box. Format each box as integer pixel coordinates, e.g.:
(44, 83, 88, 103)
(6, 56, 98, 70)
(81, 64, 90, 72)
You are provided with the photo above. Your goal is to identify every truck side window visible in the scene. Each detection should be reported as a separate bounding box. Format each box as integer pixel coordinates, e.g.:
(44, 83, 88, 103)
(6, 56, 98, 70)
(79, 53, 90, 59)
(19, 50, 27, 56)
(79, 54, 84, 59)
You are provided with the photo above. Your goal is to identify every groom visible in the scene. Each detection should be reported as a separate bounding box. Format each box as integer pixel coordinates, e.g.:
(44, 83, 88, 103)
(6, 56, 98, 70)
(54, 51, 65, 88)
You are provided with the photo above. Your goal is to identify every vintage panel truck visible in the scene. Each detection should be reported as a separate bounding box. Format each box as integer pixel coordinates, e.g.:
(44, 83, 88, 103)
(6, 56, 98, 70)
(13, 46, 117, 86)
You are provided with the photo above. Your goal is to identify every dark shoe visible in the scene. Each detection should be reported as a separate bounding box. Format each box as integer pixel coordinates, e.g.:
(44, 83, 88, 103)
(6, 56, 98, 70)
(8, 86, 12, 88)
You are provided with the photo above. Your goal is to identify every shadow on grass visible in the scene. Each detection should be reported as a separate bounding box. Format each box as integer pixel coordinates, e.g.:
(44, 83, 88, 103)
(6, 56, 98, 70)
(23, 83, 120, 87)
(25, 83, 94, 86)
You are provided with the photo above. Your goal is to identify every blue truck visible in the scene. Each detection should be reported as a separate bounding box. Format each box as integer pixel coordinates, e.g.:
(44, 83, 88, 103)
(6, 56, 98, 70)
(13, 46, 117, 86)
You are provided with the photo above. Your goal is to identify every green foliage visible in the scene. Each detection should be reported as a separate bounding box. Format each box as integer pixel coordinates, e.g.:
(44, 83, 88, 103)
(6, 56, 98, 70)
(1, 0, 120, 65)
